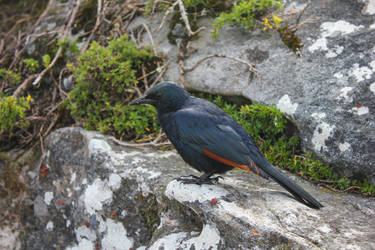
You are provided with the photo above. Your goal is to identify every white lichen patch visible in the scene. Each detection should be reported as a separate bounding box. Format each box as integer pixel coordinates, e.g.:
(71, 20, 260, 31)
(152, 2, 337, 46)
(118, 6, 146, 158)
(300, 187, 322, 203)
(149, 224, 221, 250)
(317, 224, 332, 234)
(344, 245, 362, 250)
(102, 219, 133, 250)
(337, 87, 353, 102)
(339, 142, 351, 152)
(165, 180, 229, 203)
(75, 225, 97, 242)
(309, 21, 364, 56)
(370, 60, 375, 71)
(148, 232, 189, 250)
(46, 221, 54, 231)
(183, 224, 221, 249)
(351, 106, 369, 115)
(350, 63, 373, 82)
(108, 173, 122, 190)
(88, 138, 111, 155)
(276, 95, 298, 116)
(0, 226, 21, 250)
(83, 178, 113, 214)
(119, 166, 161, 195)
(309, 37, 328, 52)
(311, 112, 326, 121)
(321, 21, 364, 38)
(362, 0, 375, 15)
(312, 122, 335, 152)
(66, 238, 94, 250)
(370, 82, 375, 94)
(44, 191, 54, 205)
(144, 151, 178, 158)
(334, 72, 344, 79)
(325, 45, 344, 58)
(370, 23, 375, 29)
(70, 172, 76, 184)
(157, 213, 180, 230)
(134, 167, 161, 179)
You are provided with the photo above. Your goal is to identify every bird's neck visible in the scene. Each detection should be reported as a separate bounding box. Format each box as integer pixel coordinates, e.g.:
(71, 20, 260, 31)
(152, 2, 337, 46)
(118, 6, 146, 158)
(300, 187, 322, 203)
(157, 94, 190, 114)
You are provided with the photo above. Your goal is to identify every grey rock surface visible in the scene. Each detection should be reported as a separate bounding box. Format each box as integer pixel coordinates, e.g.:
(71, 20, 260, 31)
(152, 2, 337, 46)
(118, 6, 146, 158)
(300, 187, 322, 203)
(20, 127, 375, 249)
(127, 0, 375, 183)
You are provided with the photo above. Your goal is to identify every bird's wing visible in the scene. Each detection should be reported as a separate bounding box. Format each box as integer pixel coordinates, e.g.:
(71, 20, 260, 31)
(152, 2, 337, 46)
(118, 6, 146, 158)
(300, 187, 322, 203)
(175, 108, 266, 176)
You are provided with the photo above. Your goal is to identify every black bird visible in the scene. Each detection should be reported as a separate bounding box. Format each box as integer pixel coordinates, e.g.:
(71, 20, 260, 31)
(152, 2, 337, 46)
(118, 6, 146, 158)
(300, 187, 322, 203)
(130, 82, 323, 209)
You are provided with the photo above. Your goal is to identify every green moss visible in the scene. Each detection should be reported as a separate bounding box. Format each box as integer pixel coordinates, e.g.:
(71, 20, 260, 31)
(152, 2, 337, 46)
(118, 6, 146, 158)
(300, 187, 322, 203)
(163, 196, 203, 232)
(139, 194, 160, 234)
(278, 26, 303, 53)
(67, 35, 160, 140)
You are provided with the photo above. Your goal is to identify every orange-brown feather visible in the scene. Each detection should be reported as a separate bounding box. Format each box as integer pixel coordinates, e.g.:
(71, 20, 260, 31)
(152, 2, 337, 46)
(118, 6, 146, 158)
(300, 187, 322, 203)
(203, 149, 259, 175)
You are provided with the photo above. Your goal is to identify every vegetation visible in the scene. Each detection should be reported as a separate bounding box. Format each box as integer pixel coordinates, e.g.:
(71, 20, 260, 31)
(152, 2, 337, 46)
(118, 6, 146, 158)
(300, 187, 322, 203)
(23, 58, 40, 73)
(0, 69, 21, 86)
(67, 35, 160, 140)
(212, 0, 283, 38)
(0, 95, 33, 132)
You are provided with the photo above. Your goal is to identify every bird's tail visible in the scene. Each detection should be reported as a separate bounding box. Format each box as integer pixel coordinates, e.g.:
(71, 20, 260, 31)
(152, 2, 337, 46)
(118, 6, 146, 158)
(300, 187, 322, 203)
(258, 159, 323, 209)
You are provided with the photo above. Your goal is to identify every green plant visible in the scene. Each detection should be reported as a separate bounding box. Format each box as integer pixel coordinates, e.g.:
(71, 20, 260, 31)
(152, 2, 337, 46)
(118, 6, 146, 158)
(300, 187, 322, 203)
(57, 38, 80, 55)
(212, 0, 282, 38)
(67, 34, 159, 139)
(23, 58, 40, 72)
(0, 95, 33, 132)
(42, 54, 51, 68)
(0, 68, 21, 86)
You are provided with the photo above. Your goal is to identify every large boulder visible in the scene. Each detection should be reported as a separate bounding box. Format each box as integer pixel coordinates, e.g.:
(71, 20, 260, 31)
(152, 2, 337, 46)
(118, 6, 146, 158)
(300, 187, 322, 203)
(128, 0, 375, 183)
(19, 127, 375, 249)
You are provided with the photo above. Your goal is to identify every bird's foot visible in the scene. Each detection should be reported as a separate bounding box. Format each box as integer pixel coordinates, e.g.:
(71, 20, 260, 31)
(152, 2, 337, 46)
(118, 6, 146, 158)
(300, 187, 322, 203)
(176, 175, 223, 185)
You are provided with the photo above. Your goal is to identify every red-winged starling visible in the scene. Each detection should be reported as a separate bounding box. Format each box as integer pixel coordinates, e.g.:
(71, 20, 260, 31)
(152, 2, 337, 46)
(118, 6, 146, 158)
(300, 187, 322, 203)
(130, 82, 323, 209)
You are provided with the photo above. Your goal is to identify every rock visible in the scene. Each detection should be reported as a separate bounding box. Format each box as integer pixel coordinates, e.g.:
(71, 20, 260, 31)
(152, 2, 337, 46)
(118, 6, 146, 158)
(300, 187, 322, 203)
(19, 127, 375, 249)
(127, 0, 375, 184)
(62, 75, 74, 91)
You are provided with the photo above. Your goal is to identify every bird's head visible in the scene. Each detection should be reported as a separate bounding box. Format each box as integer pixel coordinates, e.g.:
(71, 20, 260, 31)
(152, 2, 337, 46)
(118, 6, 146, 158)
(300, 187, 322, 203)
(129, 82, 190, 112)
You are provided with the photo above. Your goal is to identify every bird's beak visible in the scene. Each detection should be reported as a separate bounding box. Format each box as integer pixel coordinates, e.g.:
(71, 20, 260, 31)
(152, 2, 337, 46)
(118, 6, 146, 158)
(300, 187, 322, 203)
(129, 96, 156, 106)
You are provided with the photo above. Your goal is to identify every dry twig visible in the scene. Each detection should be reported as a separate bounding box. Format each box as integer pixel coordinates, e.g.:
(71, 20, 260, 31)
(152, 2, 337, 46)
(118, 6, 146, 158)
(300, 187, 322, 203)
(142, 23, 158, 56)
(157, 0, 179, 32)
(31, 0, 81, 87)
(182, 54, 259, 77)
(110, 135, 171, 148)
(177, 0, 205, 36)
(81, 0, 103, 53)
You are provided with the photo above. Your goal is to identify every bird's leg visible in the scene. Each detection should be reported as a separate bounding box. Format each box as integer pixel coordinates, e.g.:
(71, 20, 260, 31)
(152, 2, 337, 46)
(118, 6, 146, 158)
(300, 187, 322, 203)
(176, 171, 223, 185)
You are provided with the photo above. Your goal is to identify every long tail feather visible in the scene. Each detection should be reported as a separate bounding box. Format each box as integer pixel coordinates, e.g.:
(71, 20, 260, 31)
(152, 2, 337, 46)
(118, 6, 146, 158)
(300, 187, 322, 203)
(258, 159, 323, 209)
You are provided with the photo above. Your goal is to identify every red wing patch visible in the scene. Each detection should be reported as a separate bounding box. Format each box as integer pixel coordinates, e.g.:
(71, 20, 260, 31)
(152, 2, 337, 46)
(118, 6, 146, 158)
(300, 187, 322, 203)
(203, 148, 260, 176)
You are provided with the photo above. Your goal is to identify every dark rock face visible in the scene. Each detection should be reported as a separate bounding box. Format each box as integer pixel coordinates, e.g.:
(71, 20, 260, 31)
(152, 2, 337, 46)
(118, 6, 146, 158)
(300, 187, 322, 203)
(128, 0, 375, 183)
(19, 128, 375, 249)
